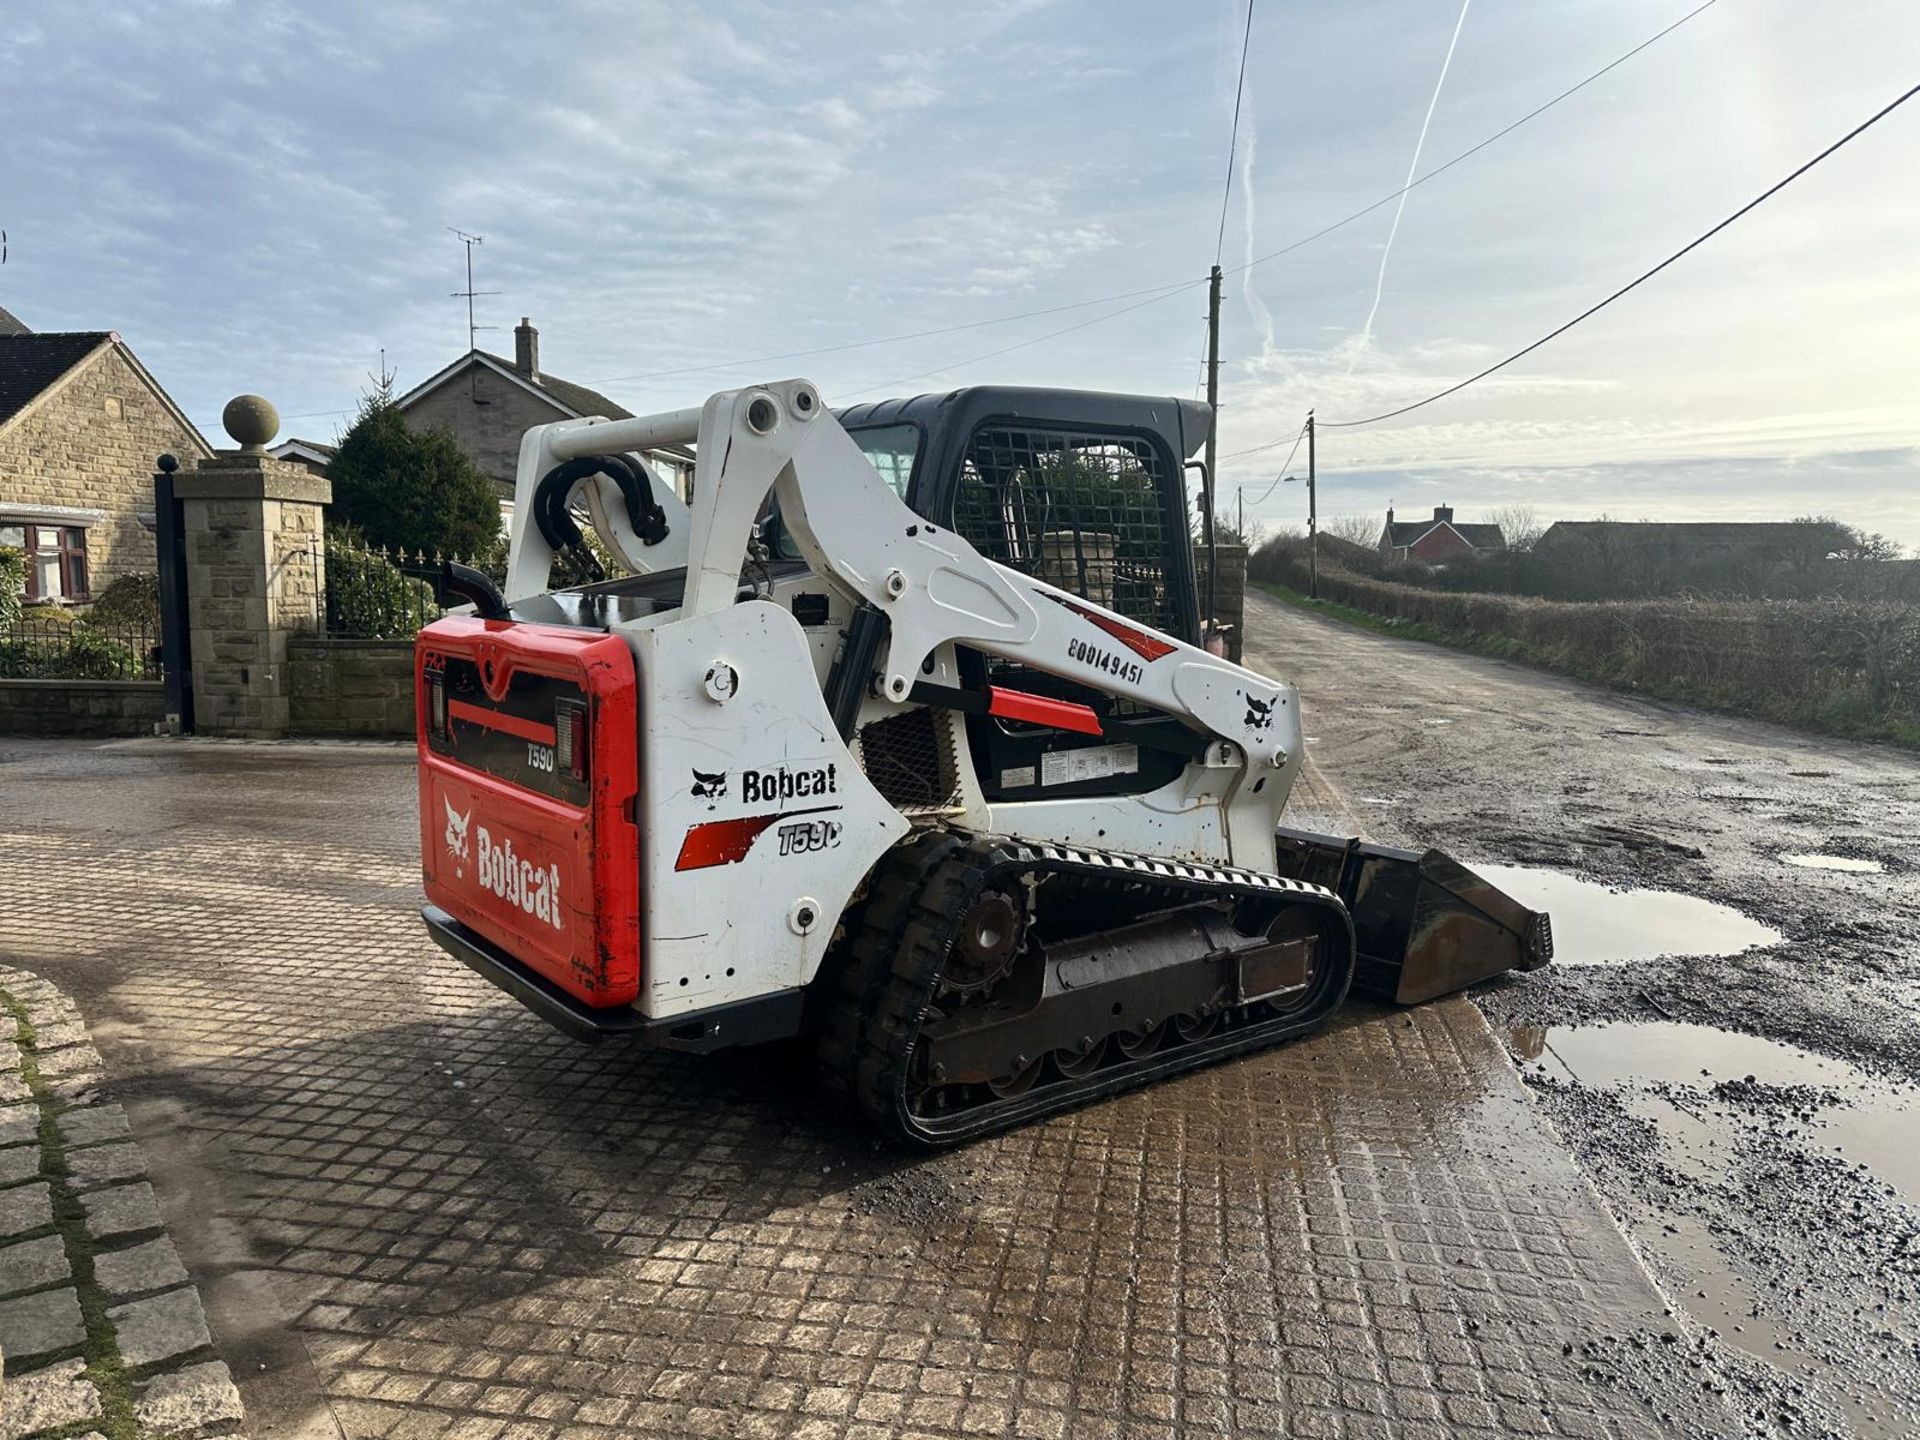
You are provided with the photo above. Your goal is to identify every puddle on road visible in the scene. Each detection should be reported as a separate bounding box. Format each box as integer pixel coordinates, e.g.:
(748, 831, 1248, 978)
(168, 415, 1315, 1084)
(1511, 1019, 1920, 1434)
(1475, 865, 1780, 965)
(1511, 1020, 1920, 1209)
(1781, 852, 1884, 873)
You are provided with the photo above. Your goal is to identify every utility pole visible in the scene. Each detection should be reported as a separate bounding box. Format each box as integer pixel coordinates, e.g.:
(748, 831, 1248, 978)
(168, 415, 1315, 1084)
(1237, 483, 1244, 542)
(1202, 264, 1223, 633)
(1306, 410, 1318, 600)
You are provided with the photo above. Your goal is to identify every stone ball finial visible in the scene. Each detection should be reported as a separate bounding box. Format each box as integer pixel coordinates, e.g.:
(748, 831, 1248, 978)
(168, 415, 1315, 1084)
(222, 394, 280, 452)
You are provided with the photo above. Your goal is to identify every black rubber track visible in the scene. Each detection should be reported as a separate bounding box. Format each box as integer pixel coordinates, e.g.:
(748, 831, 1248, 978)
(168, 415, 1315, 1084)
(817, 833, 1356, 1148)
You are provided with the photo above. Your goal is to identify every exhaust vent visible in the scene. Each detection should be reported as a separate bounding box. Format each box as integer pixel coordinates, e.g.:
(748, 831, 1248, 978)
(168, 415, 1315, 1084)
(855, 707, 962, 815)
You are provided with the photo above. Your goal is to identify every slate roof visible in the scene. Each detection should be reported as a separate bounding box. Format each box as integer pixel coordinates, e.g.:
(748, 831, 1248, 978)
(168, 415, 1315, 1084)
(474, 350, 633, 421)
(1385, 519, 1506, 549)
(0, 330, 112, 428)
(1536, 521, 1850, 551)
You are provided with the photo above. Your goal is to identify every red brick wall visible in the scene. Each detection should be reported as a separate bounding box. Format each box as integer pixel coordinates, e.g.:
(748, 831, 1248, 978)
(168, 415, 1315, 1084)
(1408, 526, 1476, 563)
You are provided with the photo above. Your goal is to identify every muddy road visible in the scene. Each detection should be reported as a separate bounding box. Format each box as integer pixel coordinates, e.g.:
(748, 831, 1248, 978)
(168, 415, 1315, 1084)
(1244, 588, 1920, 1438)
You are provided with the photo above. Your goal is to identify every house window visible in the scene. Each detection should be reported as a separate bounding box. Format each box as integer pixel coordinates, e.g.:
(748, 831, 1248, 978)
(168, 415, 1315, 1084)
(13, 525, 90, 603)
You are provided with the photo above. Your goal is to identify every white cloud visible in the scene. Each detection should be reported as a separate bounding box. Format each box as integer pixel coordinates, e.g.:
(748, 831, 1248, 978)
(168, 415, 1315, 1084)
(0, 0, 1910, 549)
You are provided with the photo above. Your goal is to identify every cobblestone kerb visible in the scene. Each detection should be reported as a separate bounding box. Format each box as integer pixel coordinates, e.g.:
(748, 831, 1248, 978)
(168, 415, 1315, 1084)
(0, 966, 243, 1440)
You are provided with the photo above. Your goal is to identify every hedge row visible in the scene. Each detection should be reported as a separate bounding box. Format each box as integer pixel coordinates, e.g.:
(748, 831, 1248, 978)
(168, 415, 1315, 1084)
(1252, 552, 1920, 744)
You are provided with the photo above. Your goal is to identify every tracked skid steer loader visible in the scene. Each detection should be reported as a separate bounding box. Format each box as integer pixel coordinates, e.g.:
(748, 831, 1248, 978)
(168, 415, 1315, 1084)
(415, 382, 1551, 1145)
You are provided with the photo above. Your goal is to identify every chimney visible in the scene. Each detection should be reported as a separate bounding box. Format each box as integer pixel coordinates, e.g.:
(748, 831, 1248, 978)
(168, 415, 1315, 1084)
(514, 317, 539, 378)
(1434, 505, 1454, 524)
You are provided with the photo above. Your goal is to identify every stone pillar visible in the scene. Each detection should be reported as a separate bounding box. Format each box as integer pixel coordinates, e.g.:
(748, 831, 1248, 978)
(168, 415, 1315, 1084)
(1194, 542, 1249, 663)
(173, 454, 330, 738)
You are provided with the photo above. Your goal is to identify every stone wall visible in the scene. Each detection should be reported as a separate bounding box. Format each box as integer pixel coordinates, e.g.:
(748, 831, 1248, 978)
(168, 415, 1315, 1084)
(0, 679, 164, 737)
(288, 637, 415, 736)
(399, 364, 567, 495)
(1194, 542, 1248, 662)
(0, 344, 213, 593)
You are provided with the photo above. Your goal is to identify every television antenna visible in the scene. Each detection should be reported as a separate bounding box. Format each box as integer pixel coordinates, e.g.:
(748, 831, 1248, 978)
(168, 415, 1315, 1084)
(448, 228, 499, 353)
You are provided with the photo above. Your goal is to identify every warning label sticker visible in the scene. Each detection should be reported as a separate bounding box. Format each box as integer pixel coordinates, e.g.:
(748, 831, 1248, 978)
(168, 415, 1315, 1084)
(1039, 743, 1140, 787)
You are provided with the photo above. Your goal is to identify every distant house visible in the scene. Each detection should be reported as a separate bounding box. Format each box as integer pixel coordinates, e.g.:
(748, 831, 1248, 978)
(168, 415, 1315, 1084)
(0, 310, 212, 605)
(1379, 505, 1506, 563)
(1534, 520, 1853, 566)
(392, 318, 693, 517)
(267, 437, 336, 475)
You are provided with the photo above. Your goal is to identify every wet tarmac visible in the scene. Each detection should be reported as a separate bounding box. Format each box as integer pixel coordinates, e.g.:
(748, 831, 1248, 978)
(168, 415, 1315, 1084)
(1475, 865, 1781, 966)
(1244, 590, 1920, 1439)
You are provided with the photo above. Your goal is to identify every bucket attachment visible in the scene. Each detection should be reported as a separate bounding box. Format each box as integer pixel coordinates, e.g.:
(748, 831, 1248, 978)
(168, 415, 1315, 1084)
(1271, 826, 1552, 1005)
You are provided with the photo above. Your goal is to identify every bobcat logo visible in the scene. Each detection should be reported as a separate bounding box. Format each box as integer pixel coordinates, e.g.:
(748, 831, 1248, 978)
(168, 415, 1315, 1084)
(1245, 694, 1276, 732)
(690, 768, 728, 799)
(444, 798, 472, 863)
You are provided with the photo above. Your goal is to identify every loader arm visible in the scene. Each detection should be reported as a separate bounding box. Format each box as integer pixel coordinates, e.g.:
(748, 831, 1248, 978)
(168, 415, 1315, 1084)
(548, 380, 1301, 859)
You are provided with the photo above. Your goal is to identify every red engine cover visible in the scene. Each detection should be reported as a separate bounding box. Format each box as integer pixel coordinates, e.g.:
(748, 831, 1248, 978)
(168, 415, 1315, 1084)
(416, 617, 641, 1007)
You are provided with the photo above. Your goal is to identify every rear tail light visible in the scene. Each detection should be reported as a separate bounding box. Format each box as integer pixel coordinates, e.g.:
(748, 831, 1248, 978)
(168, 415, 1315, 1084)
(428, 669, 447, 738)
(556, 699, 588, 781)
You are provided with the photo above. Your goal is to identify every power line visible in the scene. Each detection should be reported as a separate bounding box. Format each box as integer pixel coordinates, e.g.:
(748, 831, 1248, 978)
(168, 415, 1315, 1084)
(1315, 79, 1920, 431)
(1224, 0, 1720, 281)
(1215, 0, 1257, 266)
(1240, 420, 1310, 505)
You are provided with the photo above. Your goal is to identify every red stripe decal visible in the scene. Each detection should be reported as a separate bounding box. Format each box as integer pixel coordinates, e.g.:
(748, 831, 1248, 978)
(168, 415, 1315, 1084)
(1043, 593, 1177, 661)
(987, 686, 1104, 736)
(674, 806, 839, 871)
(449, 699, 557, 746)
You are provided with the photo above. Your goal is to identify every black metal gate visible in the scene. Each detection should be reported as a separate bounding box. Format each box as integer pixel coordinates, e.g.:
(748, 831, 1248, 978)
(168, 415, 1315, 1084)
(153, 456, 193, 733)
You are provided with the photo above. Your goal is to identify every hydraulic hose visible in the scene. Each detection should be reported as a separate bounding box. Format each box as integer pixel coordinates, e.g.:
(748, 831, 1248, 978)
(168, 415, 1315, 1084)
(531, 454, 670, 555)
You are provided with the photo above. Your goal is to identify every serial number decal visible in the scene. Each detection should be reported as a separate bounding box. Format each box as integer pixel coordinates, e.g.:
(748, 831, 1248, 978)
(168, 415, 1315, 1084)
(776, 818, 843, 856)
(527, 742, 555, 772)
(1066, 637, 1144, 686)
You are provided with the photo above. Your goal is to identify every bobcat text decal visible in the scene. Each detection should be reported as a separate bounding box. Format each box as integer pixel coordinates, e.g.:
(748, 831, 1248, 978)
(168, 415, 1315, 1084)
(474, 828, 565, 930)
(741, 763, 838, 804)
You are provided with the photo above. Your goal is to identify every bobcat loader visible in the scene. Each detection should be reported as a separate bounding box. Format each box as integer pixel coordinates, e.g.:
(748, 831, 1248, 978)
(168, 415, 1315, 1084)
(416, 381, 1550, 1145)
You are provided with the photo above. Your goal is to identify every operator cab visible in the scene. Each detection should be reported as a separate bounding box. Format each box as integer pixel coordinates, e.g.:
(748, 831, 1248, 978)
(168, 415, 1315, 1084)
(519, 387, 1215, 805)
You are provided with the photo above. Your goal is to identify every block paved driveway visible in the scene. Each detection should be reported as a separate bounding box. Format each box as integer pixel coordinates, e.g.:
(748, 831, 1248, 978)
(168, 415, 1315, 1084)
(0, 736, 1697, 1439)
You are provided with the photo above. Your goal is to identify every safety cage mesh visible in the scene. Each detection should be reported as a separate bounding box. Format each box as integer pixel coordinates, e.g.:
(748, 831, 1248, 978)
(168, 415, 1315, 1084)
(951, 426, 1180, 635)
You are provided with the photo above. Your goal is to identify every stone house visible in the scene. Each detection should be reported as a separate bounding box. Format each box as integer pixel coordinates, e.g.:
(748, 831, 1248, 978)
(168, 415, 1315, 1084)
(1379, 505, 1507, 564)
(393, 318, 693, 518)
(266, 437, 336, 475)
(0, 308, 213, 604)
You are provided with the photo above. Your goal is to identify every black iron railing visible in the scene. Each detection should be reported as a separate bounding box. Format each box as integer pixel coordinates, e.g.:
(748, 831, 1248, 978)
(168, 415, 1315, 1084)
(321, 536, 504, 639)
(0, 613, 161, 680)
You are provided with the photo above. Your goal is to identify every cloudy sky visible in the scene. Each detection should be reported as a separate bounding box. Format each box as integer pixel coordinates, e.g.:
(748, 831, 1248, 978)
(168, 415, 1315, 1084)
(4, 0, 1917, 544)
